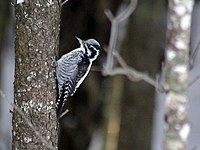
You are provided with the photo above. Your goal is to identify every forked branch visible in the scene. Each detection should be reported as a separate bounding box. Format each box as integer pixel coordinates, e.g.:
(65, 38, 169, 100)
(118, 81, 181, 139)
(103, 0, 165, 92)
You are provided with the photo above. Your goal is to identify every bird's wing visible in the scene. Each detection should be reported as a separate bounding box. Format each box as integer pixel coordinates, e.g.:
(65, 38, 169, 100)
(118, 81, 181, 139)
(56, 50, 84, 116)
(56, 50, 83, 94)
(56, 79, 74, 117)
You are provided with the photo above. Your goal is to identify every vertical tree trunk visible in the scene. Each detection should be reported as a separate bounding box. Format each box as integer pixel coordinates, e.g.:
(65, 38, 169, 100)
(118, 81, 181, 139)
(164, 0, 194, 149)
(13, 1, 60, 149)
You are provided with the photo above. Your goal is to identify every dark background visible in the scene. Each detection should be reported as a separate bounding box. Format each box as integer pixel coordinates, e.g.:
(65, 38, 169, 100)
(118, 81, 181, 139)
(58, 0, 165, 150)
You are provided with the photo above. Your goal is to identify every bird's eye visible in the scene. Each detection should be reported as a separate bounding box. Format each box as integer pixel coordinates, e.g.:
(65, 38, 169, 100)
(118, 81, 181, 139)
(89, 45, 94, 50)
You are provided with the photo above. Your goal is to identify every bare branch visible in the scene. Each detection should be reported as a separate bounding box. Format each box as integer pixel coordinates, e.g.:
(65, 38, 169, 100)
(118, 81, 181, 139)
(109, 0, 137, 53)
(189, 75, 200, 87)
(104, 9, 114, 21)
(103, 0, 138, 73)
(116, 0, 138, 22)
(103, 0, 164, 92)
(112, 51, 129, 68)
(190, 41, 200, 69)
(113, 51, 165, 91)
(61, 0, 69, 6)
(106, 67, 164, 92)
(59, 109, 69, 119)
(103, 20, 118, 71)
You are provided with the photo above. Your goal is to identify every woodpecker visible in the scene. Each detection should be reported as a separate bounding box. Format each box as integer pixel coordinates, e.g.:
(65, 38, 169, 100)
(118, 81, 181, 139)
(56, 37, 101, 118)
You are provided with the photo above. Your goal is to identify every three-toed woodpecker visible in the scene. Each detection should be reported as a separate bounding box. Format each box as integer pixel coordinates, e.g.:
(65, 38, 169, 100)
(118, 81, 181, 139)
(56, 37, 101, 117)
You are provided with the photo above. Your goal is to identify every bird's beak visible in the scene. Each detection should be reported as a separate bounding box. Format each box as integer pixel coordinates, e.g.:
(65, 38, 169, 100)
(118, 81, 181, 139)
(75, 36, 84, 45)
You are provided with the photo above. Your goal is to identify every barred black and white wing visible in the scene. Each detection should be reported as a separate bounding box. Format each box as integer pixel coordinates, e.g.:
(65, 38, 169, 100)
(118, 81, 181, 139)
(56, 49, 92, 117)
(56, 80, 75, 117)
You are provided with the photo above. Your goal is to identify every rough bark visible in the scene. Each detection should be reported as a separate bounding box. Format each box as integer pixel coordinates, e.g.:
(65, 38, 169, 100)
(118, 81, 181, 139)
(13, 1, 60, 149)
(164, 0, 194, 149)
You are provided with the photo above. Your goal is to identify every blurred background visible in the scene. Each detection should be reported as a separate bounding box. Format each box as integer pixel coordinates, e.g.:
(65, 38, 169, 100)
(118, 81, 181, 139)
(1, 0, 200, 150)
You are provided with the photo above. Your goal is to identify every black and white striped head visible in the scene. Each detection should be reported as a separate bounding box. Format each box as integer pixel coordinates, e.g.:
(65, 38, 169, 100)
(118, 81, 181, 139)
(76, 37, 101, 61)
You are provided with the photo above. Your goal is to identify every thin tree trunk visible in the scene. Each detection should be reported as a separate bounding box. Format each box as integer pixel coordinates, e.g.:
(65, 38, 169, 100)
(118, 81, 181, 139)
(164, 0, 194, 149)
(13, 1, 60, 149)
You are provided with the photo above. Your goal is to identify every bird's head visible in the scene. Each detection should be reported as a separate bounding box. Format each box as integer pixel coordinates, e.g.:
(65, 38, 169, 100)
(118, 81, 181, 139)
(76, 36, 101, 61)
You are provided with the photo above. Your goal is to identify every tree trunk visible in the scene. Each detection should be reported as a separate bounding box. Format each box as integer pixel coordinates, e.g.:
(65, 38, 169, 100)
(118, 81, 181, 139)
(164, 0, 194, 149)
(13, 1, 60, 149)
